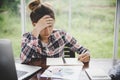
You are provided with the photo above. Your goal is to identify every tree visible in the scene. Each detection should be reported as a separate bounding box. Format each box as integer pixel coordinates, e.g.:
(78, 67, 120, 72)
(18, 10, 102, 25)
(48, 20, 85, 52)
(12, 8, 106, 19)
(0, 0, 20, 13)
(0, 1, 3, 8)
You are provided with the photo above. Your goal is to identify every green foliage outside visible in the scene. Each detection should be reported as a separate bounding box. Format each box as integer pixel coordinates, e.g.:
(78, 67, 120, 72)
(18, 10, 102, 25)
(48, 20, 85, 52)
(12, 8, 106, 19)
(0, 0, 120, 58)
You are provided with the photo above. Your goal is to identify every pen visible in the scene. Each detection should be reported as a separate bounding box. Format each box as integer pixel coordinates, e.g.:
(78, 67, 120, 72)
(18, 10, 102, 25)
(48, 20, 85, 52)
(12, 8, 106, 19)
(62, 57, 66, 64)
(47, 69, 62, 73)
(48, 70, 52, 73)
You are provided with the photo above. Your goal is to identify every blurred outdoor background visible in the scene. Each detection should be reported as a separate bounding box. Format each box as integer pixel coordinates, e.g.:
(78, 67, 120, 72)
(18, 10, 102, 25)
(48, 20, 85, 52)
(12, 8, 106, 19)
(0, 0, 119, 59)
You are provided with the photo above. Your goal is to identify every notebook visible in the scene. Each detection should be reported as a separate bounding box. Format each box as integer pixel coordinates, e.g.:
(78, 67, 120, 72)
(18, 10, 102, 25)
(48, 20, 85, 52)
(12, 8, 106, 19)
(85, 67, 111, 80)
(0, 39, 41, 80)
(47, 57, 83, 66)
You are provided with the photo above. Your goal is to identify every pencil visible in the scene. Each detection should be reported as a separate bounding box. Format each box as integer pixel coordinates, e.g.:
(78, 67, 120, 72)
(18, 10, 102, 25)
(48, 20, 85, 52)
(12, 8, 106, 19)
(62, 57, 66, 64)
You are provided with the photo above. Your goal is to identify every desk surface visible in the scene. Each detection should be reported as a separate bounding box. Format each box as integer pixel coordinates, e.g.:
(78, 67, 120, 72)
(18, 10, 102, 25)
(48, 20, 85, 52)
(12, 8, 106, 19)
(15, 58, 114, 80)
(24, 58, 90, 80)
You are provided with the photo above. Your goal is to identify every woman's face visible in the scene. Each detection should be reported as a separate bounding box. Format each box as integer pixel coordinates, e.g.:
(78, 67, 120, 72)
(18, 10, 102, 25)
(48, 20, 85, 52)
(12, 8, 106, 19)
(40, 25, 53, 38)
(39, 16, 55, 39)
(33, 15, 55, 39)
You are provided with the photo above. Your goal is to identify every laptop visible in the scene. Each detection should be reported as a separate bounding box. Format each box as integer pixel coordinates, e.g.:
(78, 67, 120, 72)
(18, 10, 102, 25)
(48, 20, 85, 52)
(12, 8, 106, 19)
(0, 39, 41, 80)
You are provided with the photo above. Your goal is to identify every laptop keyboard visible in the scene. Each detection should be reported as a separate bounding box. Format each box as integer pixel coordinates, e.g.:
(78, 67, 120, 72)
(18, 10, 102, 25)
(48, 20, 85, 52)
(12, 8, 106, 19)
(17, 70, 28, 78)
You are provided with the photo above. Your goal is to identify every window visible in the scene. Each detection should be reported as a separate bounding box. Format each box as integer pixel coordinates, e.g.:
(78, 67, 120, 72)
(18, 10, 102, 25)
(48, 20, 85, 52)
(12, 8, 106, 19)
(24, 0, 117, 58)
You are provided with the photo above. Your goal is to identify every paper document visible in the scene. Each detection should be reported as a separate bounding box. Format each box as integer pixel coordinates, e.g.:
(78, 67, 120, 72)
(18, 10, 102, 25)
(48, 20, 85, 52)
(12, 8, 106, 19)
(85, 68, 111, 80)
(47, 58, 83, 66)
(41, 66, 82, 80)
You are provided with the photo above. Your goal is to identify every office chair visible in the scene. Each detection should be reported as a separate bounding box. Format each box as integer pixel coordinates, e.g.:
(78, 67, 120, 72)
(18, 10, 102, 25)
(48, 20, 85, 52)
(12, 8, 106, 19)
(64, 44, 75, 58)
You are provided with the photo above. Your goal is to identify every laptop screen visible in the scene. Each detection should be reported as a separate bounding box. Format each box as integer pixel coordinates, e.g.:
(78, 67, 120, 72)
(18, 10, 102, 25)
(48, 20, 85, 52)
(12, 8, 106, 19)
(0, 39, 18, 80)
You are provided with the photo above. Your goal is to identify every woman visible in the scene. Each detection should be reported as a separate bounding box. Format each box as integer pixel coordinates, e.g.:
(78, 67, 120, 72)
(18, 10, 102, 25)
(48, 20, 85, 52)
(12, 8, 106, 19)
(20, 0, 90, 64)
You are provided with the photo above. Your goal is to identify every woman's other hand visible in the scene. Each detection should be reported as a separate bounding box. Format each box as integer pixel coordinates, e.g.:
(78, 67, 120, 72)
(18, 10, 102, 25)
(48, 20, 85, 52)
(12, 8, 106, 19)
(78, 53, 90, 63)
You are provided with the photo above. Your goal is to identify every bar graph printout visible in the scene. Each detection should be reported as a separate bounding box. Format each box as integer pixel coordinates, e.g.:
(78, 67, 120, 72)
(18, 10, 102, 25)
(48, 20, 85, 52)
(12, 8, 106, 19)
(41, 66, 82, 80)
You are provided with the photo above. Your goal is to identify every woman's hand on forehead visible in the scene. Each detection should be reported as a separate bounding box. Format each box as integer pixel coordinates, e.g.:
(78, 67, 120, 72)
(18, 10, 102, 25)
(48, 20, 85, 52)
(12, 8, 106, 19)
(32, 15, 54, 38)
(35, 15, 54, 30)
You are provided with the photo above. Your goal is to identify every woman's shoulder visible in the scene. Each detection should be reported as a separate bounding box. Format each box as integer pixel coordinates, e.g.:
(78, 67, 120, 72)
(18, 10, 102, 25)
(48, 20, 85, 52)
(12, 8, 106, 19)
(22, 32, 32, 37)
(53, 29, 67, 35)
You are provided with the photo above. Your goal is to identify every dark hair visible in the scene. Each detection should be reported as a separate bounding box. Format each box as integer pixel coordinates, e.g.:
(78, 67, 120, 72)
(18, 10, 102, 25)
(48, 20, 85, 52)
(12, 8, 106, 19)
(28, 0, 55, 23)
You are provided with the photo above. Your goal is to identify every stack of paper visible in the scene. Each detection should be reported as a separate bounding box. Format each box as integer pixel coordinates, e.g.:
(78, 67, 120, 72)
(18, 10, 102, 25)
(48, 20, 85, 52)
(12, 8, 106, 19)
(41, 66, 82, 80)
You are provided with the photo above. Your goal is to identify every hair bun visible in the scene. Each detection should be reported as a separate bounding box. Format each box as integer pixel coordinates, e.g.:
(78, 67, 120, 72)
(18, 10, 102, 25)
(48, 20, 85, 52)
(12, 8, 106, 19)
(29, 0, 41, 11)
